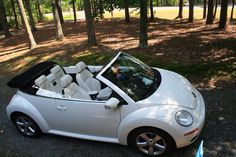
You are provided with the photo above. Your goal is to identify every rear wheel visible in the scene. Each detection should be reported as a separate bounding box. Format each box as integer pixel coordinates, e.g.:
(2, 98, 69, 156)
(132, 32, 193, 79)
(130, 128, 174, 156)
(12, 113, 41, 137)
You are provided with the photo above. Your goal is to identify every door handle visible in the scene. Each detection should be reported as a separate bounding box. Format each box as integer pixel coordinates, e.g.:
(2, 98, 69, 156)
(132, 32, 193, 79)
(56, 105, 67, 111)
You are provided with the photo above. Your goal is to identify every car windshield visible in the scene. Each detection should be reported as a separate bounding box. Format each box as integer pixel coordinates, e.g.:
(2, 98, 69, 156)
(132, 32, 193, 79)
(102, 53, 159, 101)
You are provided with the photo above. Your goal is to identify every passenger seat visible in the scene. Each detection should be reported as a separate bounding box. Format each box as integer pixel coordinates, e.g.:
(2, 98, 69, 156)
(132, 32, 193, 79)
(46, 73, 62, 93)
(75, 62, 101, 91)
(50, 65, 65, 80)
(35, 75, 50, 89)
(76, 62, 112, 100)
(60, 75, 91, 100)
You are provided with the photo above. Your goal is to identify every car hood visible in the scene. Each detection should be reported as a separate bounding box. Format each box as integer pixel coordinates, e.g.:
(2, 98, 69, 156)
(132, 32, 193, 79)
(137, 68, 197, 110)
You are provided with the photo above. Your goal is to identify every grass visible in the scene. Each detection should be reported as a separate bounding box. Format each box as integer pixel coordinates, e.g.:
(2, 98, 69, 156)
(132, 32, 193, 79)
(44, 6, 234, 21)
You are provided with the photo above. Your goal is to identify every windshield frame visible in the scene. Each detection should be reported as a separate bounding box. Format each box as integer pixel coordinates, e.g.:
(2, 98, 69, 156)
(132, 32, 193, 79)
(96, 52, 160, 102)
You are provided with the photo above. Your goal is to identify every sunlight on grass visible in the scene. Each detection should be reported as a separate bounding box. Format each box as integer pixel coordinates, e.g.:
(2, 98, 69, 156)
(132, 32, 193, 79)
(44, 7, 234, 21)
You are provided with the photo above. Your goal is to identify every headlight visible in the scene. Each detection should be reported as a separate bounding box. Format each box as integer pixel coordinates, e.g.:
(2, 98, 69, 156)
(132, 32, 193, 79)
(175, 110, 193, 127)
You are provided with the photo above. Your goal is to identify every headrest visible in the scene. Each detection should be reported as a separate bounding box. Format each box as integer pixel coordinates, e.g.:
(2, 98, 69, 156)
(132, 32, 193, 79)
(35, 75, 47, 87)
(46, 73, 56, 82)
(60, 75, 73, 88)
(50, 65, 62, 74)
(76, 62, 86, 73)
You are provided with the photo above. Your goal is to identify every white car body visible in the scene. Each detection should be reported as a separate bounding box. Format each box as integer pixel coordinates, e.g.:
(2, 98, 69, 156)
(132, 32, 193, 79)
(6, 52, 205, 154)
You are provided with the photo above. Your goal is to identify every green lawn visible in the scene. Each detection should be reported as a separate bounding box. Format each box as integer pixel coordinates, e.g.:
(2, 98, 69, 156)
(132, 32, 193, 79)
(45, 6, 234, 21)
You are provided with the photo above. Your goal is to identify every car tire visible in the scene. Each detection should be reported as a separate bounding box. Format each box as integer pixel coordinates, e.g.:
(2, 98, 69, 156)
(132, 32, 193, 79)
(12, 113, 41, 138)
(130, 127, 174, 156)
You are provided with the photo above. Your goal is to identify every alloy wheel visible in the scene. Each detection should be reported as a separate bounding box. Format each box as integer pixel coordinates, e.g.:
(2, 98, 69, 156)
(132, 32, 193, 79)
(136, 132, 166, 156)
(15, 116, 36, 136)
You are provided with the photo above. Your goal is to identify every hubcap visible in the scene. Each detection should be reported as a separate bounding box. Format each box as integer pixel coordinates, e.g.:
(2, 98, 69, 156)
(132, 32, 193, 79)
(16, 116, 35, 136)
(136, 132, 166, 156)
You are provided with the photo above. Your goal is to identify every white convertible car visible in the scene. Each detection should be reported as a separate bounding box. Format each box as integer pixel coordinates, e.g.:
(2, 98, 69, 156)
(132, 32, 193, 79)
(6, 52, 205, 156)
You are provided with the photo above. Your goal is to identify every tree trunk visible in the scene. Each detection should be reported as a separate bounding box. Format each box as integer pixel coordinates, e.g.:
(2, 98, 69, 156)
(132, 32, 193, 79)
(1, 0, 7, 23)
(206, 0, 214, 24)
(139, 0, 148, 48)
(36, 0, 43, 22)
(203, 0, 207, 19)
(178, 0, 183, 18)
(11, 0, 19, 29)
(189, 0, 194, 22)
(72, 0, 77, 23)
(219, 0, 228, 28)
(213, 0, 218, 18)
(56, 0, 64, 24)
(150, 0, 154, 21)
(52, 0, 64, 40)
(0, 0, 12, 38)
(231, 0, 235, 20)
(24, 0, 37, 31)
(83, 0, 97, 45)
(17, 0, 37, 49)
(98, 0, 104, 19)
(124, 0, 130, 23)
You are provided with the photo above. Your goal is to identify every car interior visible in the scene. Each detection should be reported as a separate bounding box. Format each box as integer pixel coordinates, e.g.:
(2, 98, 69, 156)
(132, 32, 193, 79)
(34, 62, 112, 101)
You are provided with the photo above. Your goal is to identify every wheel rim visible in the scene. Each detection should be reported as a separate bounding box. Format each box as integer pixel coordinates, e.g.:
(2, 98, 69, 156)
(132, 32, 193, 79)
(15, 116, 36, 136)
(136, 132, 166, 156)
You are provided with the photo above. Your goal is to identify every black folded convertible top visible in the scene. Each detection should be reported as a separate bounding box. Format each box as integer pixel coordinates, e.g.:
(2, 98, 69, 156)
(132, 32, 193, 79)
(7, 62, 56, 88)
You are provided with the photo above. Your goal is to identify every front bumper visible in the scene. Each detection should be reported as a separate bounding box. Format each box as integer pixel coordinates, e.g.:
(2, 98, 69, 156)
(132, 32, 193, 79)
(175, 89, 206, 148)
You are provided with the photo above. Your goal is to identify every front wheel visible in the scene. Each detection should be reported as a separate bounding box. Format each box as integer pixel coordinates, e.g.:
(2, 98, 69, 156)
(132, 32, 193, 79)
(12, 113, 41, 138)
(130, 128, 174, 156)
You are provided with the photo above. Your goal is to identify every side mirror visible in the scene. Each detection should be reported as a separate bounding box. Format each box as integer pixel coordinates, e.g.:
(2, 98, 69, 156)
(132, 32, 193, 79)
(105, 98, 120, 110)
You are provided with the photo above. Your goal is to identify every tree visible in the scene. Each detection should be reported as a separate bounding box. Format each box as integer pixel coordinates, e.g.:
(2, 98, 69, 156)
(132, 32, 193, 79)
(56, 0, 64, 24)
(36, 0, 43, 22)
(177, 0, 183, 18)
(124, 0, 130, 23)
(72, 0, 77, 23)
(98, 0, 104, 19)
(150, 0, 154, 21)
(0, 0, 12, 38)
(83, 0, 97, 45)
(203, 0, 207, 19)
(0, 0, 7, 22)
(17, 0, 37, 49)
(231, 0, 235, 20)
(206, 0, 214, 24)
(189, 0, 194, 22)
(139, 0, 148, 48)
(24, 0, 37, 31)
(219, 0, 228, 29)
(52, 0, 65, 40)
(11, 0, 19, 29)
(213, 0, 218, 18)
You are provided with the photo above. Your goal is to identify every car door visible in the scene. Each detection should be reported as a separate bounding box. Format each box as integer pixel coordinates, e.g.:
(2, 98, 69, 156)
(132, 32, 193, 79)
(25, 92, 60, 131)
(55, 98, 121, 138)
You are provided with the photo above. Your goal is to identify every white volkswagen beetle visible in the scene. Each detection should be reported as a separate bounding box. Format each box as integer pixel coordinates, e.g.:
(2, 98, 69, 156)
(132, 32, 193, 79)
(6, 52, 205, 156)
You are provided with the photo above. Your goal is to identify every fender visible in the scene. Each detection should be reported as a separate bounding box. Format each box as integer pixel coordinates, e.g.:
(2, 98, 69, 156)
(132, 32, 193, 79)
(6, 94, 50, 133)
(117, 105, 183, 145)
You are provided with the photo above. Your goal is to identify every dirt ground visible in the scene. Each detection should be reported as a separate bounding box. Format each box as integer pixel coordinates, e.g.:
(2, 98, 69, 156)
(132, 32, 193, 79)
(0, 18, 236, 157)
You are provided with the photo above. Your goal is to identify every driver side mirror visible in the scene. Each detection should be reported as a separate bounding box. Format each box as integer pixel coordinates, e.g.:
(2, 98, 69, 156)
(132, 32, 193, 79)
(105, 97, 120, 110)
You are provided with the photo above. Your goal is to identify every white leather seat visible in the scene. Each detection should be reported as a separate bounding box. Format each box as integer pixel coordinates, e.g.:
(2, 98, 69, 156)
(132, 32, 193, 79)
(46, 73, 62, 93)
(76, 61, 112, 100)
(60, 75, 91, 100)
(50, 65, 65, 80)
(35, 75, 50, 89)
(76, 62, 101, 92)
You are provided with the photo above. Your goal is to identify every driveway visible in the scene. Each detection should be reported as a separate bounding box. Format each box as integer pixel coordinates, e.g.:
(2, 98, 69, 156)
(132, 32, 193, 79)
(0, 75, 235, 157)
